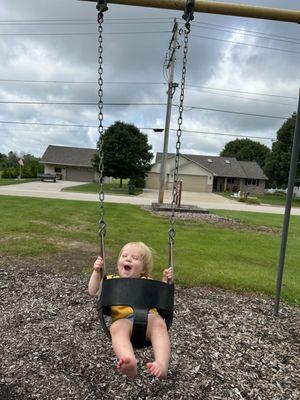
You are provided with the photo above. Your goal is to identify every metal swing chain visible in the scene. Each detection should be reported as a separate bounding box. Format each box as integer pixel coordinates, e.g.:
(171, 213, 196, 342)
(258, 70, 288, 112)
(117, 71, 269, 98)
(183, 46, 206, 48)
(168, 2, 194, 282)
(96, 0, 108, 269)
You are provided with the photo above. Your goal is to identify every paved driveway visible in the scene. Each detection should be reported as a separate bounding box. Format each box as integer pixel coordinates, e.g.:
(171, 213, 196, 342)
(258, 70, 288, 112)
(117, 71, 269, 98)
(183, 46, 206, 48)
(0, 180, 151, 205)
(0, 181, 299, 215)
(140, 189, 300, 215)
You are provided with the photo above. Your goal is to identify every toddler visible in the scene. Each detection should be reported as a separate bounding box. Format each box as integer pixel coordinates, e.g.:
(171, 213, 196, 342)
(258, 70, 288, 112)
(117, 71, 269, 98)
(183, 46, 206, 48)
(88, 241, 172, 380)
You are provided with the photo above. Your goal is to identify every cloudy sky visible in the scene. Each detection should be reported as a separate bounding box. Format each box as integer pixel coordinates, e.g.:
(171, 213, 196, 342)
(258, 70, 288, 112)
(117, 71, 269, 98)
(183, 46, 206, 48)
(1, 0, 299, 159)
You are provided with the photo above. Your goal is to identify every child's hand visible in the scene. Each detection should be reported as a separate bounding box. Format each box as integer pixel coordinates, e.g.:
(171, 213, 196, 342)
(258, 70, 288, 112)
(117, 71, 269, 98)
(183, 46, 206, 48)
(93, 256, 104, 273)
(162, 267, 172, 283)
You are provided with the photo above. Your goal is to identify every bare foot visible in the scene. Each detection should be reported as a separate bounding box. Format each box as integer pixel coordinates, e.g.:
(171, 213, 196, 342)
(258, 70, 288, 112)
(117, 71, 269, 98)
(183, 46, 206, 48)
(117, 357, 137, 379)
(146, 361, 168, 380)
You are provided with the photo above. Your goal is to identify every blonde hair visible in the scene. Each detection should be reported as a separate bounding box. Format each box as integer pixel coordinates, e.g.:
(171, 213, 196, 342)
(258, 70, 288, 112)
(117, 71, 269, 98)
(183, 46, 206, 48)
(118, 241, 153, 277)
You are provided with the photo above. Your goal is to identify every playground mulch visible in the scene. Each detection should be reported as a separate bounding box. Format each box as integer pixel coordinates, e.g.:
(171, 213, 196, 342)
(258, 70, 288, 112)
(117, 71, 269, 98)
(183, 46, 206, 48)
(0, 254, 299, 400)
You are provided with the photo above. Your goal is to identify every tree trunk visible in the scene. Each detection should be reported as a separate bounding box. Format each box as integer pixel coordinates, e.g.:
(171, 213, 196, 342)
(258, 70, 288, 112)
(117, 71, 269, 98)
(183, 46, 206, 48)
(120, 178, 123, 188)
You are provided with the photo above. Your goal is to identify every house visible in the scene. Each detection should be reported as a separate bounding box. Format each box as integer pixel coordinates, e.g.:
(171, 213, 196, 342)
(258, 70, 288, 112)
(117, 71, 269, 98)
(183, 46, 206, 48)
(40, 145, 98, 182)
(145, 153, 268, 195)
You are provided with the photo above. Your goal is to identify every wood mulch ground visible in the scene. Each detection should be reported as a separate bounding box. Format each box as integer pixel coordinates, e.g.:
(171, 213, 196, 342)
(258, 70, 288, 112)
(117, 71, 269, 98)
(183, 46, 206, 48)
(0, 253, 299, 400)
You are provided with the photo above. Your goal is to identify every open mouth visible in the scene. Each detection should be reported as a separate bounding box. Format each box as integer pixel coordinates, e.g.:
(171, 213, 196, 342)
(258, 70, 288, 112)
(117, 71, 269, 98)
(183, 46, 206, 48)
(124, 265, 132, 272)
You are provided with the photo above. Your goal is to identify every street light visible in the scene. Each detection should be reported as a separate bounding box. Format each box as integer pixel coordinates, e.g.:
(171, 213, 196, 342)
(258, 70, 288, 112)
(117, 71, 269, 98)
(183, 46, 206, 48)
(153, 128, 164, 133)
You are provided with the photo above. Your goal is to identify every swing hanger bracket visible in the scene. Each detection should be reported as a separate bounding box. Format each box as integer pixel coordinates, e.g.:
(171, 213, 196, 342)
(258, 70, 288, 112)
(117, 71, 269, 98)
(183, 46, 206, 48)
(182, 0, 195, 23)
(96, 0, 108, 14)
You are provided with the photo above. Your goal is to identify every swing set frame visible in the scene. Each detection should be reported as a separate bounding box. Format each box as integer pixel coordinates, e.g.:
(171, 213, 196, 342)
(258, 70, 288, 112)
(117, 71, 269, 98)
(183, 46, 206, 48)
(80, 0, 300, 23)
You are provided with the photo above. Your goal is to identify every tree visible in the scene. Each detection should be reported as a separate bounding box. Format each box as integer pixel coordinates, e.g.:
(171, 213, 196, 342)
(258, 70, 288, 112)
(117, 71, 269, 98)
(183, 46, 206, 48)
(0, 153, 8, 169)
(22, 154, 43, 178)
(264, 113, 299, 188)
(1, 151, 43, 179)
(220, 138, 270, 169)
(7, 151, 19, 167)
(94, 121, 153, 187)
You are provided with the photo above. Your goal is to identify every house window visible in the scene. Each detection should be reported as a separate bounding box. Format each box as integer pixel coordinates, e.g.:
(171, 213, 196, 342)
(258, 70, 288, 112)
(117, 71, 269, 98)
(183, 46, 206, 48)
(246, 179, 259, 185)
(55, 167, 62, 173)
(227, 177, 234, 184)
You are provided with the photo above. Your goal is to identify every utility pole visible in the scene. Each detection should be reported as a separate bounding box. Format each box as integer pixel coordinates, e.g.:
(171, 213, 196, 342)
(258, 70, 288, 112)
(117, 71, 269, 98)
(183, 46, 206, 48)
(158, 19, 178, 204)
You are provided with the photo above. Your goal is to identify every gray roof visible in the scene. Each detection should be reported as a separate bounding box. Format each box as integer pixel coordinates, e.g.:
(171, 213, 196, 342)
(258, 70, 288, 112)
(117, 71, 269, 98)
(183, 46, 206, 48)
(185, 154, 247, 178)
(40, 145, 97, 167)
(239, 161, 268, 180)
(156, 152, 268, 180)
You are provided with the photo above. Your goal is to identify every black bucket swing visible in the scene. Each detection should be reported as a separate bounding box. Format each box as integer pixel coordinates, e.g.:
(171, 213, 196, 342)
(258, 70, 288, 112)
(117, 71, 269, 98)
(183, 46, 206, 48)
(94, 0, 194, 349)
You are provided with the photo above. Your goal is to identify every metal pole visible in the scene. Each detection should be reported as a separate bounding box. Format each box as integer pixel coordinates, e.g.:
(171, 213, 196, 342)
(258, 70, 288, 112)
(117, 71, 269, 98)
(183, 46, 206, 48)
(158, 20, 178, 204)
(79, 0, 300, 24)
(274, 91, 300, 316)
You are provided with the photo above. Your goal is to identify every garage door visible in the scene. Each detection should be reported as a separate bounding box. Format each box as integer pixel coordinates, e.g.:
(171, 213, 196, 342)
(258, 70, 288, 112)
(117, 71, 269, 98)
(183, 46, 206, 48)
(66, 167, 94, 182)
(178, 174, 208, 192)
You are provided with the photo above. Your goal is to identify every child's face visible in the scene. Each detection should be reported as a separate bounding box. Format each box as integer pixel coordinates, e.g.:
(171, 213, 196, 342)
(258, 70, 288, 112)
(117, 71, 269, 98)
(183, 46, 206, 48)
(117, 244, 145, 278)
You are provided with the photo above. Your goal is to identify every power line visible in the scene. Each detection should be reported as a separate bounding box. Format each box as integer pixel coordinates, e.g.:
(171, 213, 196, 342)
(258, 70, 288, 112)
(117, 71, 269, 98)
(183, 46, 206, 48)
(179, 129, 273, 141)
(193, 20, 300, 44)
(186, 87, 295, 107)
(0, 21, 172, 26)
(190, 33, 300, 55)
(0, 120, 274, 140)
(0, 78, 164, 85)
(0, 78, 297, 100)
(1, 31, 298, 55)
(0, 31, 170, 36)
(180, 104, 289, 120)
(0, 99, 290, 119)
(1, 16, 299, 45)
(0, 100, 166, 106)
(0, 120, 95, 128)
(0, 17, 173, 23)
(185, 84, 297, 100)
(0, 17, 298, 44)
(192, 21, 300, 46)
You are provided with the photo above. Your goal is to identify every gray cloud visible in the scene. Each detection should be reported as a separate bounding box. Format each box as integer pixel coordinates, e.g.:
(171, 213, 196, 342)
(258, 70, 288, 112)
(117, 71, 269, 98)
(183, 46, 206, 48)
(0, 0, 299, 158)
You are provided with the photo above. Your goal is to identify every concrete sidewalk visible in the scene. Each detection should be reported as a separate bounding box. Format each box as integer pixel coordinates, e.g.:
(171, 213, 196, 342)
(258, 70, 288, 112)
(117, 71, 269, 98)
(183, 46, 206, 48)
(0, 181, 299, 215)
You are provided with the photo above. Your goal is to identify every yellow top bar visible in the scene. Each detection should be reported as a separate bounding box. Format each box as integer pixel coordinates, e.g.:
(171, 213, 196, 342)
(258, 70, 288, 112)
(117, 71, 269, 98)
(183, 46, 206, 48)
(80, 0, 300, 24)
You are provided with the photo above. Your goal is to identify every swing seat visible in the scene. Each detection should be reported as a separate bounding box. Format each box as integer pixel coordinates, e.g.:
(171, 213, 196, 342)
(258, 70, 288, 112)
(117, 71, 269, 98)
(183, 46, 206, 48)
(97, 277, 174, 348)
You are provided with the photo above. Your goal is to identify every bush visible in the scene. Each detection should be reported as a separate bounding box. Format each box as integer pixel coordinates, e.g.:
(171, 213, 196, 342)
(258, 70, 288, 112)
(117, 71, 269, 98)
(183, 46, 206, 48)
(246, 197, 260, 205)
(238, 197, 260, 205)
(2, 167, 19, 179)
(128, 176, 145, 188)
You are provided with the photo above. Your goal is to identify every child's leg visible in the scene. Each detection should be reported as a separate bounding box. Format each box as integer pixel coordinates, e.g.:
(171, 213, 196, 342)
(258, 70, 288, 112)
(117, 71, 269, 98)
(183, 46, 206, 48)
(110, 319, 137, 379)
(145, 314, 170, 380)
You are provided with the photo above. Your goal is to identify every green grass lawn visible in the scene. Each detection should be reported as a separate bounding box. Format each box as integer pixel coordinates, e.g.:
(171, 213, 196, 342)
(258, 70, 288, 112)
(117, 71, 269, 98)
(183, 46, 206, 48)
(0, 178, 38, 186)
(61, 181, 143, 196)
(218, 191, 300, 207)
(0, 195, 299, 305)
(259, 193, 300, 206)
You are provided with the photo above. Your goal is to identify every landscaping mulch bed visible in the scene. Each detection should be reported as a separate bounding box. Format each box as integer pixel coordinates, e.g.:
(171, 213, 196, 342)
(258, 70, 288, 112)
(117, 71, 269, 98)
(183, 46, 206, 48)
(142, 206, 279, 234)
(0, 255, 299, 400)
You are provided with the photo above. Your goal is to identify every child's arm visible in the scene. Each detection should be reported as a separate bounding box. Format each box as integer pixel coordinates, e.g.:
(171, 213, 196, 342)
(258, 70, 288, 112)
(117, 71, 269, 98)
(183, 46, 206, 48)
(88, 256, 104, 297)
(162, 267, 172, 283)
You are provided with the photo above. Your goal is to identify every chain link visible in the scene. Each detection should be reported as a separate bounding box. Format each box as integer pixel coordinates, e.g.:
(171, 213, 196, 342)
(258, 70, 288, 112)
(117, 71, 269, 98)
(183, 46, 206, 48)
(97, 10, 106, 260)
(168, 21, 192, 275)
